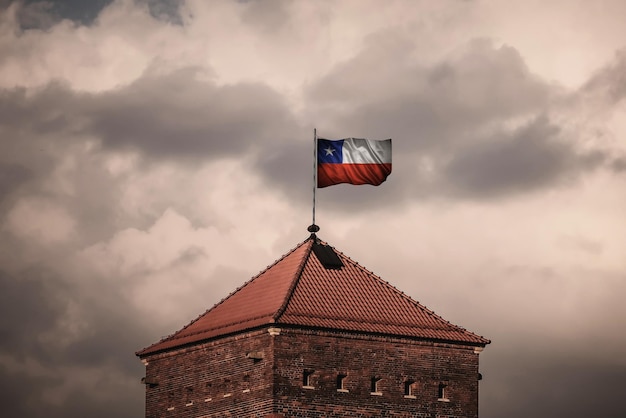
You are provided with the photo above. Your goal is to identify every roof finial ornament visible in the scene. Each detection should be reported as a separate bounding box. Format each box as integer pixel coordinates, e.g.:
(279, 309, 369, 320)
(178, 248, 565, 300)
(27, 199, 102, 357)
(307, 224, 320, 238)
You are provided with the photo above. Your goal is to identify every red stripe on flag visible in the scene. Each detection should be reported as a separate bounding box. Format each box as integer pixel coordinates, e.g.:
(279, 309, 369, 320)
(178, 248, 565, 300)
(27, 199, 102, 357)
(317, 163, 392, 188)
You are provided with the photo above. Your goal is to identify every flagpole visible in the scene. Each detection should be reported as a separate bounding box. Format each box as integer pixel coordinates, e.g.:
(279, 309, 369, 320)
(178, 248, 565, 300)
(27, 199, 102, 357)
(312, 128, 317, 227)
(309, 128, 320, 236)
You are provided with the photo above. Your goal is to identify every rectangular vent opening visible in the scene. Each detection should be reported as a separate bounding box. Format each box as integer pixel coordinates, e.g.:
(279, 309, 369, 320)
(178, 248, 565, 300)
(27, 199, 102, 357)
(313, 242, 344, 269)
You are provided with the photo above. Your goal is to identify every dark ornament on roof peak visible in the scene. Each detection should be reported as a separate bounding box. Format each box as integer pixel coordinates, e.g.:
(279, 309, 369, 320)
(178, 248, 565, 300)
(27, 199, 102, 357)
(307, 224, 320, 237)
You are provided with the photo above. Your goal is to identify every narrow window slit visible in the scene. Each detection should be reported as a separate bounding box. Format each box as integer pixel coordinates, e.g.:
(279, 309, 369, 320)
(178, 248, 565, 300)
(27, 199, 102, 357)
(438, 383, 449, 402)
(370, 377, 382, 395)
(404, 380, 416, 398)
(336, 374, 348, 392)
(303, 369, 315, 388)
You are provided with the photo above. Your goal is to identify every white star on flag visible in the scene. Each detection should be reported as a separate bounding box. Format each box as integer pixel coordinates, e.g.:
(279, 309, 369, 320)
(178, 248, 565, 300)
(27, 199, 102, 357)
(324, 147, 335, 156)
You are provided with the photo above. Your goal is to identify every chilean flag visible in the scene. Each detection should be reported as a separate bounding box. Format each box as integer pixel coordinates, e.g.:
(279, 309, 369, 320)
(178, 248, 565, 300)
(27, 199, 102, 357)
(317, 138, 392, 188)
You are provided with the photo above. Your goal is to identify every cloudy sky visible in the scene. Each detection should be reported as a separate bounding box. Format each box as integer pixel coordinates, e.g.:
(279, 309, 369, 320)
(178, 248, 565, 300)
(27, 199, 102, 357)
(1, 0, 625, 416)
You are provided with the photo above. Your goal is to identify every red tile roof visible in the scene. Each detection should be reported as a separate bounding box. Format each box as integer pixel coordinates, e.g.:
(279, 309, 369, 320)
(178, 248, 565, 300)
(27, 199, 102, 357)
(137, 236, 489, 357)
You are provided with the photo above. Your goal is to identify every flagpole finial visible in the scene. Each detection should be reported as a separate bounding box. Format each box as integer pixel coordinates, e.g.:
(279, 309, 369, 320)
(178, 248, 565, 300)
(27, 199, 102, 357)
(307, 224, 320, 236)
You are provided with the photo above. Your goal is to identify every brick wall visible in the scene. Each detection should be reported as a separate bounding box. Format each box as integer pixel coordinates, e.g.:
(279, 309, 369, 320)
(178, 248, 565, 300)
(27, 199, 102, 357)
(140, 326, 482, 418)
(272, 328, 481, 418)
(142, 329, 275, 418)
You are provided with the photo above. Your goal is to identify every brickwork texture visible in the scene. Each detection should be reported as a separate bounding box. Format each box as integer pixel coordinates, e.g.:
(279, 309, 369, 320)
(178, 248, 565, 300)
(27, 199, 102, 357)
(141, 326, 482, 418)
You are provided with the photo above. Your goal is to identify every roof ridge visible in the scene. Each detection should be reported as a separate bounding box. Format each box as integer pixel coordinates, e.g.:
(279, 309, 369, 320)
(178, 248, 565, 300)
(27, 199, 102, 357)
(273, 236, 315, 322)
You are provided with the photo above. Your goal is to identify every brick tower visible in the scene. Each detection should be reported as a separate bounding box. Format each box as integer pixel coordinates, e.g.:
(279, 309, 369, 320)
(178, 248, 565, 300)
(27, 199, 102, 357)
(136, 233, 490, 417)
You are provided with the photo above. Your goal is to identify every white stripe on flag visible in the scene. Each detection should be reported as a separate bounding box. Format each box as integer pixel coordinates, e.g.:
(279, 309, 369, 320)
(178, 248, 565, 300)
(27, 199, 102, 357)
(341, 138, 392, 164)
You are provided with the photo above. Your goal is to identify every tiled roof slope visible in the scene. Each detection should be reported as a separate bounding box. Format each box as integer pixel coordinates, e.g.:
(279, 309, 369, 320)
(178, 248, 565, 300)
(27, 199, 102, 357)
(137, 236, 489, 356)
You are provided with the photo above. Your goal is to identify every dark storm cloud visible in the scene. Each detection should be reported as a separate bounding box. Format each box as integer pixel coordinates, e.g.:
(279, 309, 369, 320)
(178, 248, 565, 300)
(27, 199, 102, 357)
(474, 263, 626, 418)
(0, 384, 143, 418)
(8, 0, 113, 28)
(0, 67, 300, 164)
(0, 263, 151, 364)
(0, 0, 185, 30)
(254, 139, 309, 195)
(85, 68, 298, 160)
(0, 367, 62, 418)
(483, 351, 626, 418)
(0, 268, 67, 358)
(0, 162, 32, 203)
(10, 0, 58, 30)
(0, 82, 78, 138)
(6, 0, 184, 29)
(0, 263, 149, 418)
(139, 0, 184, 24)
(441, 116, 606, 197)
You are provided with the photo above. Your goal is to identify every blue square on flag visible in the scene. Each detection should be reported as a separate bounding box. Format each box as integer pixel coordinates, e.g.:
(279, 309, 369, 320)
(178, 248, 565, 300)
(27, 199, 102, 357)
(318, 139, 343, 164)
